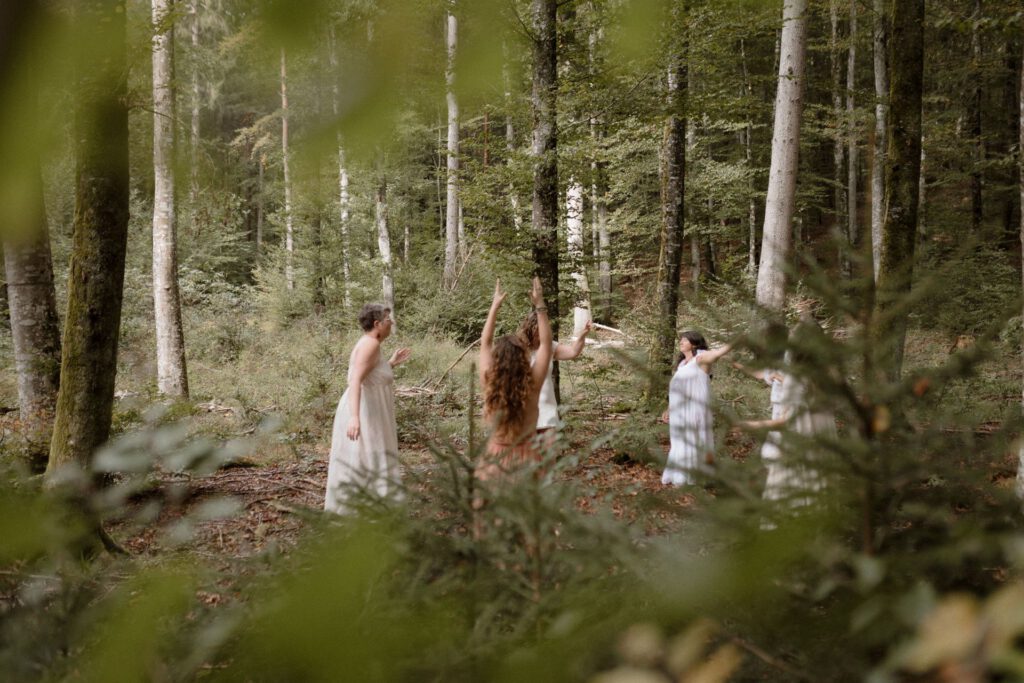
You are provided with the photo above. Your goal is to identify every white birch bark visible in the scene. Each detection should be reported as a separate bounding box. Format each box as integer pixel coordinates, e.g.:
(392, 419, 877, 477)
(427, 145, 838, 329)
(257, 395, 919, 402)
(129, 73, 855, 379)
(846, 0, 858, 254)
(281, 47, 294, 290)
(329, 25, 351, 308)
(376, 181, 394, 311)
(871, 0, 888, 281)
(829, 0, 847, 275)
(152, 0, 189, 397)
(443, 10, 460, 288)
(566, 178, 592, 336)
(756, 0, 809, 311)
(504, 50, 524, 235)
(256, 155, 264, 250)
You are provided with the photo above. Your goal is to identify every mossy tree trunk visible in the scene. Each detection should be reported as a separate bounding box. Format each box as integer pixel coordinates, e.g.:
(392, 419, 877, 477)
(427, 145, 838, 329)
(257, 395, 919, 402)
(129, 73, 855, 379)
(47, 0, 130, 474)
(530, 0, 559, 398)
(649, 0, 687, 402)
(872, 0, 924, 381)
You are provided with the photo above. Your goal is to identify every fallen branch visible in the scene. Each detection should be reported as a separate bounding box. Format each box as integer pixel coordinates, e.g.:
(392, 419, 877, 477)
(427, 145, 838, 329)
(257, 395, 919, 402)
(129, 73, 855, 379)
(431, 339, 480, 389)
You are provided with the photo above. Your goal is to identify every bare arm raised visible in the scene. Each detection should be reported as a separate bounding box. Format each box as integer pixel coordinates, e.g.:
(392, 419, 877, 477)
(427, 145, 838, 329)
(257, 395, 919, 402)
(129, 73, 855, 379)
(529, 277, 552, 390)
(554, 320, 592, 361)
(479, 278, 507, 387)
(346, 336, 382, 441)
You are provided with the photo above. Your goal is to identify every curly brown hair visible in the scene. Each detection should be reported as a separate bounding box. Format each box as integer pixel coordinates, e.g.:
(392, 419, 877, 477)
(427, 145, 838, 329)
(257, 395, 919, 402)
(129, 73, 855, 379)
(516, 312, 541, 350)
(484, 334, 533, 433)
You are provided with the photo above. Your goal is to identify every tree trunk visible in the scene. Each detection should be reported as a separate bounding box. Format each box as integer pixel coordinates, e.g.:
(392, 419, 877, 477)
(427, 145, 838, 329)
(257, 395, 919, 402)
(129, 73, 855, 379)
(846, 0, 858, 259)
(589, 23, 611, 318)
(1016, 31, 1024, 498)
(4, 166, 61, 468)
(256, 155, 264, 250)
(443, 9, 460, 288)
(48, 0, 130, 473)
(376, 179, 394, 311)
(830, 0, 848, 276)
(741, 38, 758, 277)
(189, 0, 200, 233)
(756, 0, 809, 311)
(969, 0, 983, 234)
(280, 47, 294, 290)
(649, 1, 687, 399)
(566, 178, 592, 336)
(328, 24, 351, 309)
(873, 0, 924, 381)
(152, 0, 189, 398)
(530, 0, 560, 396)
(871, 0, 888, 281)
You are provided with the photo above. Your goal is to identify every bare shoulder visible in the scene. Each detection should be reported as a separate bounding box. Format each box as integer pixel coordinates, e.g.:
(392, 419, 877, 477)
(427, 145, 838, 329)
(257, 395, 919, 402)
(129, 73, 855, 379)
(353, 335, 381, 361)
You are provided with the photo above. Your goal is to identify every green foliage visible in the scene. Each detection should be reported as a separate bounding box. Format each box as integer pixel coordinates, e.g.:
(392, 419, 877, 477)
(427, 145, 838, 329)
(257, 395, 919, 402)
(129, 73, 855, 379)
(916, 243, 1020, 334)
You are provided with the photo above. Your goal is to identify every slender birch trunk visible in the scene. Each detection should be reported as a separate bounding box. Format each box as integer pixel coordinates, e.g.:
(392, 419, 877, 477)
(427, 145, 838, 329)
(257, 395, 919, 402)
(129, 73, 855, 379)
(443, 9, 460, 288)
(969, 0, 983, 234)
(830, 0, 848, 276)
(505, 85, 523, 234)
(328, 25, 351, 309)
(756, 0, 809, 311)
(846, 0, 858, 258)
(376, 179, 394, 311)
(189, 0, 200, 233)
(152, 0, 188, 398)
(4, 166, 61, 467)
(566, 178, 592, 336)
(48, 0, 130, 472)
(256, 155, 264, 250)
(871, 0, 888, 280)
(589, 23, 611, 317)
(873, 0, 924, 381)
(741, 38, 757, 277)
(280, 47, 294, 290)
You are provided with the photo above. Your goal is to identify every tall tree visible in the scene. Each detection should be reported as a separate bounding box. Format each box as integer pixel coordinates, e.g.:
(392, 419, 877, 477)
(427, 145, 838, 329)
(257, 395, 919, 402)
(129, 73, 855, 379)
(649, 0, 687, 398)
(503, 44, 524, 235)
(873, 0, 925, 380)
(189, 0, 200, 232)
(566, 178, 592, 336)
(969, 0, 983, 234)
(443, 5, 460, 288)
(152, 0, 189, 398)
(376, 177, 394, 311)
(328, 24, 352, 309)
(48, 0, 130, 472)
(756, 0, 809, 311)
(4, 167, 61, 468)
(280, 47, 294, 290)
(829, 0, 848, 276)
(871, 0, 888, 280)
(741, 37, 758, 278)
(589, 18, 612, 319)
(530, 0, 560, 394)
(1017, 30, 1024, 498)
(846, 0, 858, 264)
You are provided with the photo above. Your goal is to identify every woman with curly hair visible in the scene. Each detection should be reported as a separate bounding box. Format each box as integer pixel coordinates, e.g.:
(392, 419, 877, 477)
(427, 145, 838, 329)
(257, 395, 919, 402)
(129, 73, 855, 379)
(517, 311, 592, 438)
(478, 276, 552, 478)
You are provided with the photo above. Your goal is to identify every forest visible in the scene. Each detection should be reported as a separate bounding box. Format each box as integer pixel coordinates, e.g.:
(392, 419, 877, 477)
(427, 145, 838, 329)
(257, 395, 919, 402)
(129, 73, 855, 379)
(1, 0, 1024, 680)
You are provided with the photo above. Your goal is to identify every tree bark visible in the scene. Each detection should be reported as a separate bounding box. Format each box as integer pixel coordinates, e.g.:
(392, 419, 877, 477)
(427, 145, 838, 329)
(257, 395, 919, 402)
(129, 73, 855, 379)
(871, 0, 888, 281)
(650, 0, 687, 399)
(830, 0, 848, 276)
(328, 24, 351, 309)
(589, 22, 612, 318)
(846, 0, 858, 259)
(504, 51, 524, 234)
(741, 38, 758, 277)
(152, 0, 189, 398)
(530, 0, 560, 395)
(4, 166, 61, 468)
(969, 0, 983, 234)
(1016, 30, 1024, 498)
(566, 178, 592, 336)
(280, 47, 294, 290)
(189, 0, 200, 233)
(48, 0, 130, 473)
(376, 179, 394, 311)
(443, 8, 460, 288)
(756, 0, 809, 311)
(873, 0, 924, 381)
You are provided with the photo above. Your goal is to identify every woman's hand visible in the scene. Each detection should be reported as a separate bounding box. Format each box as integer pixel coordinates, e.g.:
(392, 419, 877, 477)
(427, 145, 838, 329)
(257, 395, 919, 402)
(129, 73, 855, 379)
(389, 347, 411, 367)
(346, 415, 361, 441)
(492, 278, 507, 308)
(529, 276, 545, 309)
(580, 320, 593, 336)
(659, 409, 669, 424)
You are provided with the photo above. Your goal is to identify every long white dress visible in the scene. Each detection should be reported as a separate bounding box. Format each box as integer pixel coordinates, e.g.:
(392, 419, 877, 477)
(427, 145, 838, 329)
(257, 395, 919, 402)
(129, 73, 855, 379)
(762, 373, 835, 505)
(324, 351, 401, 514)
(532, 341, 559, 430)
(663, 353, 714, 486)
(760, 369, 786, 462)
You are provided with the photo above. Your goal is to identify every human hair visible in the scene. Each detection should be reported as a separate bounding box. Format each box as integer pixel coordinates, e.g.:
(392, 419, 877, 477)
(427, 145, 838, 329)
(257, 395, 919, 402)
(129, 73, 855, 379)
(673, 330, 709, 370)
(517, 311, 541, 350)
(483, 334, 533, 434)
(358, 303, 391, 332)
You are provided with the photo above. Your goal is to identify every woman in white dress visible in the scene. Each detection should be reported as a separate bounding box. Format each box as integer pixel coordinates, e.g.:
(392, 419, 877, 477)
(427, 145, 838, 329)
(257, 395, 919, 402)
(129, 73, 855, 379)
(660, 331, 731, 486)
(324, 304, 411, 514)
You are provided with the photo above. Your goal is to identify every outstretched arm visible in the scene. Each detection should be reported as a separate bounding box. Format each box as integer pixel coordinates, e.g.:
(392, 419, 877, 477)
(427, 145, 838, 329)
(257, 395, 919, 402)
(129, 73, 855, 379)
(479, 278, 506, 386)
(697, 342, 732, 368)
(554, 320, 592, 360)
(529, 277, 553, 388)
